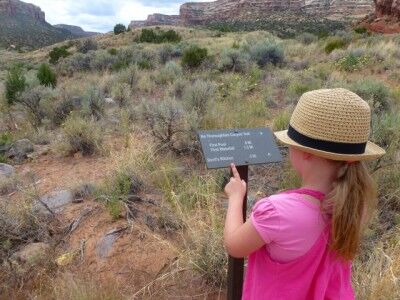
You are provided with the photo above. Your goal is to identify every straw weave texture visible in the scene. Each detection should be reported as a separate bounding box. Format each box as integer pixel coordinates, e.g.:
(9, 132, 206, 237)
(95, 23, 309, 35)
(290, 88, 371, 144)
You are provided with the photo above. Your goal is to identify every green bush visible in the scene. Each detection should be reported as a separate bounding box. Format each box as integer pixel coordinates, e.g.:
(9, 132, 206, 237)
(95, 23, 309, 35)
(77, 39, 98, 54)
(218, 48, 250, 73)
(139, 29, 181, 43)
(351, 80, 390, 113)
(111, 83, 131, 106)
(181, 45, 208, 69)
(114, 24, 126, 35)
(61, 114, 103, 156)
(354, 26, 367, 34)
(49, 46, 70, 64)
(37, 63, 57, 88)
(249, 41, 284, 67)
(335, 50, 368, 72)
(108, 48, 118, 55)
(324, 36, 347, 54)
(158, 44, 173, 64)
(51, 97, 75, 126)
(272, 109, 291, 131)
(5, 64, 26, 104)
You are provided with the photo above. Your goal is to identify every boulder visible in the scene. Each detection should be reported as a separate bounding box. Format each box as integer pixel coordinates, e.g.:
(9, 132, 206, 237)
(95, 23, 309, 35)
(0, 163, 15, 179)
(34, 190, 74, 215)
(96, 227, 127, 258)
(7, 139, 34, 163)
(11, 242, 50, 263)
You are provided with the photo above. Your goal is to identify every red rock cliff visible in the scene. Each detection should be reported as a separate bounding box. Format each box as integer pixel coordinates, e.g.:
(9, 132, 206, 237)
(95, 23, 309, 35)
(0, 0, 45, 22)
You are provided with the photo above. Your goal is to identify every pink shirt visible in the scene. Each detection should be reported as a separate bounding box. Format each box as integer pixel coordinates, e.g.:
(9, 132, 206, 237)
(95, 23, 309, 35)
(243, 188, 355, 299)
(251, 190, 327, 262)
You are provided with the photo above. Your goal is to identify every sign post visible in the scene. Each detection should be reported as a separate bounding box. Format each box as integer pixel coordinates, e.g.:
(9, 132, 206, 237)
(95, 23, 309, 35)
(197, 127, 282, 300)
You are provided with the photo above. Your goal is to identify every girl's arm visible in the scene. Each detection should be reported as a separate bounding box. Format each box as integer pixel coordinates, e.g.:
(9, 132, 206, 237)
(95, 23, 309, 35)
(224, 164, 265, 258)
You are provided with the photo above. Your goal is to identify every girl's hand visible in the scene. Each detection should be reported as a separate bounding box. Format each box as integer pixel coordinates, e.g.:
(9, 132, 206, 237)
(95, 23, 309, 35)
(224, 163, 247, 201)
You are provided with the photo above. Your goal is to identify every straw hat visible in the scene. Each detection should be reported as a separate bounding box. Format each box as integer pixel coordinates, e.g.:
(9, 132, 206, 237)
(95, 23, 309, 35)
(274, 88, 386, 161)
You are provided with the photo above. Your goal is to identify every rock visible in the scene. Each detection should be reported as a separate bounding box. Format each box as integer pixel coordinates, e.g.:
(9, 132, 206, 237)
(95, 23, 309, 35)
(375, 0, 400, 19)
(7, 139, 34, 163)
(34, 190, 74, 215)
(96, 227, 127, 258)
(11, 242, 50, 263)
(0, 163, 15, 179)
(104, 97, 117, 106)
(129, 1, 375, 27)
(0, 0, 45, 22)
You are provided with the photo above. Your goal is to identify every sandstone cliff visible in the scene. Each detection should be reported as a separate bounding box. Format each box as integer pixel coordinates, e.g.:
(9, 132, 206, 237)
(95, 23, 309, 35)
(0, 0, 45, 22)
(130, 0, 375, 28)
(374, 0, 400, 19)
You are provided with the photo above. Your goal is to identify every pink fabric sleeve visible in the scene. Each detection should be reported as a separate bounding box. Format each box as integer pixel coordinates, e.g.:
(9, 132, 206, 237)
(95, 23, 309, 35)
(250, 198, 280, 244)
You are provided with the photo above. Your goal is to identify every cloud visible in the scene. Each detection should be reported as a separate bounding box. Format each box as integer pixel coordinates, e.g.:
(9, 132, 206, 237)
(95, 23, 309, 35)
(25, 0, 211, 33)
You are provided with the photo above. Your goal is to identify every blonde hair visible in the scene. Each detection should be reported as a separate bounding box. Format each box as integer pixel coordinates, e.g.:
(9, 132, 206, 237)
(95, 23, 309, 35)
(322, 161, 377, 261)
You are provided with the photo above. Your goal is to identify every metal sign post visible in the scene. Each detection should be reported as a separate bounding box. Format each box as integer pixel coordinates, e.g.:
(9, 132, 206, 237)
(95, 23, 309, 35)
(197, 128, 282, 300)
(227, 165, 248, 300)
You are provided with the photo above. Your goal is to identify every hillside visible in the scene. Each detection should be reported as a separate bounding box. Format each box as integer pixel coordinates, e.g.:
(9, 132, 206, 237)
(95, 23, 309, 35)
(0, 24, 399, 298)
(54, 24, 99, 38)
(0, 0, 78, 49)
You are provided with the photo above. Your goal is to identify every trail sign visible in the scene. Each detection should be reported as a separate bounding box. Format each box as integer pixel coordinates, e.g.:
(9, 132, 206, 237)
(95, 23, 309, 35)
(198, 127, 282, 168)
(197, 127, 282, 300)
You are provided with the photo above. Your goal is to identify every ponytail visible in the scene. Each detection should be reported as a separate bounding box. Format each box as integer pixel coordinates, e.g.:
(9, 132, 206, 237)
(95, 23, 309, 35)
(322, 161, 377, 261)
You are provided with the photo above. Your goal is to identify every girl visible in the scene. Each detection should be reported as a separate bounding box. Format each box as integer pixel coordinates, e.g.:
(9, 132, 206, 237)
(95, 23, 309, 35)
(224, 88, 386, 299)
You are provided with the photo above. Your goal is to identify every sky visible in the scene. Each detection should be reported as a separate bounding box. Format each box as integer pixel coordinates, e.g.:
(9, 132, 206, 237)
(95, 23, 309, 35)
(26, 0, 211, 33)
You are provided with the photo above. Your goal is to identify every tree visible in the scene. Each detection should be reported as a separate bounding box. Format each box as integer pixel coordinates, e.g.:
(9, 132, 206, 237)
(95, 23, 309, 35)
(49, 46, 70, 64)
(5, 64, 26, 105)
(114, 24, 126, 35)
(37, 63, 57, 88)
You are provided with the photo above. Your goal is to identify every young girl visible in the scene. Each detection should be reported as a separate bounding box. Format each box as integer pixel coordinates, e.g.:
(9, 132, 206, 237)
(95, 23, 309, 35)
(224, 88, 386, 299)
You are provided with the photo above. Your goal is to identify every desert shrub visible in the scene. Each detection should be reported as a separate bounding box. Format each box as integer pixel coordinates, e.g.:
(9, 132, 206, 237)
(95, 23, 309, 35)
(218, 48, 250, 73)
(114, 23, 126, 35)
(51, 98, 74, 126)
(272, 109, 291, 131)
(37, 64, 57, 88)
(18, 85, 55, 128)
(297, 32, 318, 45)
(77, 39, 98, 54)
(81, 86, 105, 120)
(351, 80, 390, 113)
(181, 45, 208, 69)
(168, 77, 188, 99)
(49, 46, 70, 64)
(5, 64, 26, 104)
(61, 114, 103, 156)
(108, 48, 118, 55)
(157, 61, 183, 84)
(90, 50, 117, 71)
(249, 40, 284, 67)
(115, 65, 138, 89)
(324, 36, 347, 54)
(111, 83, 131, 106)
(371, 111, 400, 149)
(354, 26, 367, 34)
(182, 80, 216, 117)
(335, 50, 369, 72)
(0, 199, 51, 261)
(136, 98, 200, 153)
(158, 44, 174, 64)
(60, 52, 93, 74)
(139, 28, 181, 43)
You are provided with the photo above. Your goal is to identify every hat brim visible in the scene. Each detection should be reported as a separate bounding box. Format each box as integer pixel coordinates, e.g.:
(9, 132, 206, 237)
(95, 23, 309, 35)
(274, 130, 386, 161)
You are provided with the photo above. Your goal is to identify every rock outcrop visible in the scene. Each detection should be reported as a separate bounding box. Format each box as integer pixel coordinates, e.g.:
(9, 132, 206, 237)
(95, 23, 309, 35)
(130, 13, 180, 28)
(130, 0, 375, 28)
(374, 0, 400, 19)
(0, 0, 45, 22)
